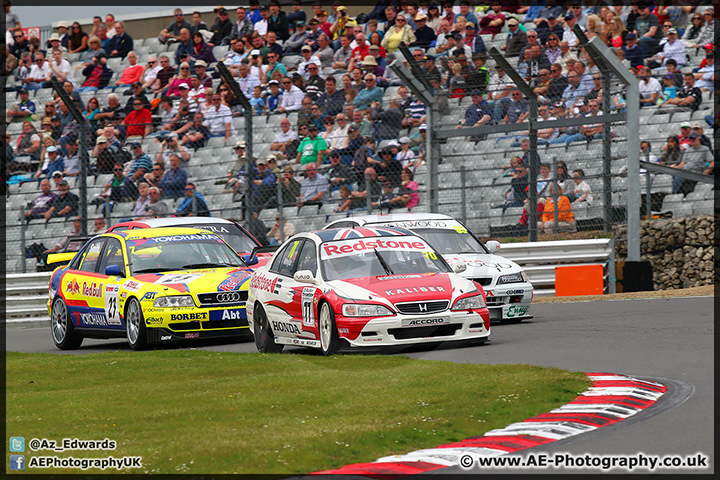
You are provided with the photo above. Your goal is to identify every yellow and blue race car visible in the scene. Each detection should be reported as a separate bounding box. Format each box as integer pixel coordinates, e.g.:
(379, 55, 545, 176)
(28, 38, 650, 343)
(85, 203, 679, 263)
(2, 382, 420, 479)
(48, 227, 255, 350)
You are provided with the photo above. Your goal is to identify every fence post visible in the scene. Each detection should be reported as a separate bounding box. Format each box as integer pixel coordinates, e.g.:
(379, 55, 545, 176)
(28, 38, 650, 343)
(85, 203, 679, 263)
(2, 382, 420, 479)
(644, 150, 652, 220)
(365, 172, 372, 213)
(20, 205, 27, 273)
(460, 165, 466, 225)
(276, 178, 284, 243)
(191, 190, 198, 216)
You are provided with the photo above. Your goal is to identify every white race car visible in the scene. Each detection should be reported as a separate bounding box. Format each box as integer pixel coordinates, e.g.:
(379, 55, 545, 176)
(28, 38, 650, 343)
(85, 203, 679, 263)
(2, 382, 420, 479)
(246, 226, 491, 354)
(325, 213, 533, 322)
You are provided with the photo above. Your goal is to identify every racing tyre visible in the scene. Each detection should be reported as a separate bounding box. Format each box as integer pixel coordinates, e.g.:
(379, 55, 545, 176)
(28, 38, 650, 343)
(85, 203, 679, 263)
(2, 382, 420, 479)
(319, 302, 341, 356)
(254, 305, 283, 353)
(51, 297, 83, 350)
(125, 298, 148, 351)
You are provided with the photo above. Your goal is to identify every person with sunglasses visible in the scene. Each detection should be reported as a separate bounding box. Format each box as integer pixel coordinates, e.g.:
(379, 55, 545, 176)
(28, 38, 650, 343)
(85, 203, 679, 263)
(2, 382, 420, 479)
(10, 27, 29, 58)
(159, 8, 192, 45)
(175, 182, 210, 217)
(209, 7, 233, 47)
(21, 51, 50, 93)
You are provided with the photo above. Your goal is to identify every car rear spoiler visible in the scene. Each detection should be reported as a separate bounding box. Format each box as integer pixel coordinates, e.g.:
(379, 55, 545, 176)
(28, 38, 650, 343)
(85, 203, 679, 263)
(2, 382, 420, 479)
(241, 245, 279, 266)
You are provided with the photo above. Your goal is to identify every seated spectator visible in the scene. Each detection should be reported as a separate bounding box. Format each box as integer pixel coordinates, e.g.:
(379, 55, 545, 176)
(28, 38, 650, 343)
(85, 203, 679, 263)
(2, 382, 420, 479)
(502, 18, 527, 57)
(296, 45, 322, 79)
(158, 154, 188, 199)
(567, 169, 593, 203)
(394, 137, 415, 170)
(44, 216, 83, 255)
(176, 182, 210, 216)
(123, 99, 153, 140)
(493, 164, 528, 210)
(351, 166, 382, 203)
(324, 152, 354, 190)
(262, 166, 301, 209)
(203, 93, 234, 141)
(142, 186, 170, 218)
(637, 65, 662, 108)
(24, 179, 58, 223)
(159, 8, 192, 44)
(277, 76, 305, 113)
(113, 51, 143, 91)
(61, 137, 80, 177)
(5, 88, 35, 124)
(354, 73, 383, 110)
(296, 124, 328, 168)
(659, 135, 684, 166)
(21, 51, 50, 93)
(42, 179, 79, 221)
(671, 131, 714, 195)
(297, 163, 329, 212)
(266, 214, 297, 246)
(539, 184, 575, 234)
(176, 112, 210, 150)
(693, 53, 715, 92)
(564, 98, 604, 145)
(91, 135, 121, 174)
(34, 145, 64, 180)
(240, 158, 277, 218)
(335, 184, 361, 213)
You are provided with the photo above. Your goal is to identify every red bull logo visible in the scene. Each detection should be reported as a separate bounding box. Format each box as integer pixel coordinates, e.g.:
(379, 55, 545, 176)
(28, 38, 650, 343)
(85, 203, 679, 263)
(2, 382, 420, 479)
(66, 279, 81, 294)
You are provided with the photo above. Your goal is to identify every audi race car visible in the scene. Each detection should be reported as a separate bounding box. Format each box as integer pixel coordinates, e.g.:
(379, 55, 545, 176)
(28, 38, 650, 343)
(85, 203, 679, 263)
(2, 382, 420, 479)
(246, 227, 491, 355)
(48, 227, 255, 351)
(325, 213, 533, 323)
(106, 217, 273, 267)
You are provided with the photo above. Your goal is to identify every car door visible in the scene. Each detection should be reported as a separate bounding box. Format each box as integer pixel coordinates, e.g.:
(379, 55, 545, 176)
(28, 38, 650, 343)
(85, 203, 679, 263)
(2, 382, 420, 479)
(63, 237, 107, 328)
(265, 238, 305, 338)
(294, 239, 321, 335)
(96, 238, 128, 330)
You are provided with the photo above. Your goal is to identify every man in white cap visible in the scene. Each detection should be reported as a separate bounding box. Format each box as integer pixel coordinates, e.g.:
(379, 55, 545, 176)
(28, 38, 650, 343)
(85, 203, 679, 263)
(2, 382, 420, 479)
(56, 21, 70, 49)
(296, 45, 322, 79)
(46, 33, 68, 60)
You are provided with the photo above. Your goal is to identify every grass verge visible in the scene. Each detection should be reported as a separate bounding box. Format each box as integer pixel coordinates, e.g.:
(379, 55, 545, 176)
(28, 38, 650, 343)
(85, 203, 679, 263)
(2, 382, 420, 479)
(6, 351, 589, 474)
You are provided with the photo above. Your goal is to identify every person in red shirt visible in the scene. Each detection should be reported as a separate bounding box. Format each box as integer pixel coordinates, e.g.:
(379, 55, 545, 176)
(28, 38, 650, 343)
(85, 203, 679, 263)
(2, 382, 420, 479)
(316, 10, 332, 37)
(123, 100, 153, 139)
(114, 51, 144, 90)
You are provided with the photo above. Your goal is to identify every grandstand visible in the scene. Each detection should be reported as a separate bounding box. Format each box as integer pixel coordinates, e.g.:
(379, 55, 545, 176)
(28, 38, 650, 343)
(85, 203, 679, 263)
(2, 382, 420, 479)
(5, 2, 716, 273)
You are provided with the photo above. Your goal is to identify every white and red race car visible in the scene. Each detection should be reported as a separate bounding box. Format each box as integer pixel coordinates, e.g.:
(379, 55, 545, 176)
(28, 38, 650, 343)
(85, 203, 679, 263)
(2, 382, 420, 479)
(246, 226, 491, 355)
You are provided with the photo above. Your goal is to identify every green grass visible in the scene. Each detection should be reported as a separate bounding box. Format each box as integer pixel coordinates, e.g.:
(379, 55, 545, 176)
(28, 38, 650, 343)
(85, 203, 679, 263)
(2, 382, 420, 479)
(6, 351, 589, 474)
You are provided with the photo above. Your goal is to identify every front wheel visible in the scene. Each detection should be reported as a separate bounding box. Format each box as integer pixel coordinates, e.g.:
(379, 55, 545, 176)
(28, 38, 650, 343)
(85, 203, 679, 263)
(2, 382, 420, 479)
(254, 304, 283, 353)
(51, 297, 83, 350)
(319, 303, 341, 356)
(125, 298, 148, 351)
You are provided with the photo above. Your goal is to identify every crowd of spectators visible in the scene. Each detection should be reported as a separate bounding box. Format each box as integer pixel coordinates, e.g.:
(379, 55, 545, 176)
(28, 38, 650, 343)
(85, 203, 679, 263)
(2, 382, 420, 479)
(5, 1, 717, 247)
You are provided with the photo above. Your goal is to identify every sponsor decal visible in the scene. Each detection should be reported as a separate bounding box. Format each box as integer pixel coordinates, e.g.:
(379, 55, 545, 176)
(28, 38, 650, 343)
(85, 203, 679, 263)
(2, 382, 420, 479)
(145, 317, 163, 325)
(169, 312, 207, 321)
(218, 271, 252, 291)
(274, 337, 321, 347)
(385, 286, 445, 296)
(338, 328, 350, 334)
(80, 312, 107, 326)
(184, 332, 200, 339)
(154, 274, 202, 285)
(120, 292, 127, 299)
(160, 335, 172, 341)
(301, 287, 316, 327)
(505, 289, 524, 295)
(250, 273, 281, 294)
(208, 309, 246, 321)
(82, 281, 104, 298)
(140, 292, 157, 301)
(66, 279, 80, 295)
(122, 280, 142, 292)
(485, 291, 494, 297)
(187, 224, 229, 233)
(363, 338, 382, 341)
(378, 220, 450, 229)
(377, 274, 422, 280)
(321, 238, 432, 259)
(104, 285, 122, 325)
(150, 234, 219, 243)
(503, 304, 529, 319)
(402, 317, 450, 327)
(271, 320, 302, 335)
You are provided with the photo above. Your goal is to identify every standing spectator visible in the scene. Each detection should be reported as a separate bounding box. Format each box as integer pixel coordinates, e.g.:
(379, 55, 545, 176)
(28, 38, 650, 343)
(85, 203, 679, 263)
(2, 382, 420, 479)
(106, 21, 133, 59)
(25, 179, 57, 223)
(176, 182, 210, 216)
(297, 163, 329, 212)
(61, 137, 80, 177)
(371, 95, 403, 140)
(158, 8, 191, 44)
(158, 154, 188, 199)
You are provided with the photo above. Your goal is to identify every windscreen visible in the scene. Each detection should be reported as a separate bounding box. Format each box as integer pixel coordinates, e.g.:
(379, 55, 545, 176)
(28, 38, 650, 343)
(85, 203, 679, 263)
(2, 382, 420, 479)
(320, 236, 450, 281)
(127, 233, 245, 274)
(410, 227, 486, 255)
(175, 222, 260, 254)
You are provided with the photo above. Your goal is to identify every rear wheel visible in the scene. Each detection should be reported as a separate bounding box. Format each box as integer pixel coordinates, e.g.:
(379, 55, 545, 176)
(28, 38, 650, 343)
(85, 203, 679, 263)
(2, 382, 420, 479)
(126, 298, 148, 351)
(254, 305, 283, 353)
(319, 303, 341, 356)
(51, 297, 83, 350)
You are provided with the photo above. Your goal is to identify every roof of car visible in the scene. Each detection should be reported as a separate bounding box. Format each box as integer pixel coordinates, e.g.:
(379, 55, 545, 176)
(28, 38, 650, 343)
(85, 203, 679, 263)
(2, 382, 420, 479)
(311, 226, 416, 242)
(109, 217, 236, 231)
(325, 213, 453, 227)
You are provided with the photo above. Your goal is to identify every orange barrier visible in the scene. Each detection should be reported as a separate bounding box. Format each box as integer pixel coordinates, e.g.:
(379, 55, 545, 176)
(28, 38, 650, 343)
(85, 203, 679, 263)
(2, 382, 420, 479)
(555, 264, 604, 296)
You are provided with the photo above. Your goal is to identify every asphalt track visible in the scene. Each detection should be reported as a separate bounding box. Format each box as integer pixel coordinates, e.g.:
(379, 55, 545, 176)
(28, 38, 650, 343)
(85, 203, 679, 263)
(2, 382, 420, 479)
(6, 296, 714, 474)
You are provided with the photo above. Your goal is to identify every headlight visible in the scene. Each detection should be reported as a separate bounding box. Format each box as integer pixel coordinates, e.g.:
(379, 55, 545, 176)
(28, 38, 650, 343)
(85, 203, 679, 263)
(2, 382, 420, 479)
(154, 295, 195, 308)
(452, 294, 485, 310)
(342, 304, 394, 317)
(497, 272, 525, 284)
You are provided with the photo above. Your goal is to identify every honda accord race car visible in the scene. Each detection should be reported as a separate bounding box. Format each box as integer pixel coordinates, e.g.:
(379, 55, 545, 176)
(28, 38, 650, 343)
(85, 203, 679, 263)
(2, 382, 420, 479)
(48, 227, 254, 350)
(246, 227, 491, 355)
(325, 213, 533, 322)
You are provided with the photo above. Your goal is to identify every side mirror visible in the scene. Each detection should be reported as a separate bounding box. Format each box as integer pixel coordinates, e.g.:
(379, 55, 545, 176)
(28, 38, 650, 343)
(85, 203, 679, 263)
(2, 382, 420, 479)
(294, 270, 316, 284)
(486, 241, 500, 253)
(451, 261, 467, 274)
(242, 254, 259, 266)
(105, 264, 124, 277)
